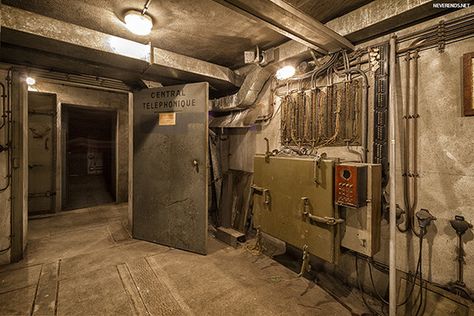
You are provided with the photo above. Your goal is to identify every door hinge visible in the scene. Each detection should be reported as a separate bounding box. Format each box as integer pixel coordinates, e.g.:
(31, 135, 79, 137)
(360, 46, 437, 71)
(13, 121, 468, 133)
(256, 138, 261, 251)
(28, 191, 56, 199)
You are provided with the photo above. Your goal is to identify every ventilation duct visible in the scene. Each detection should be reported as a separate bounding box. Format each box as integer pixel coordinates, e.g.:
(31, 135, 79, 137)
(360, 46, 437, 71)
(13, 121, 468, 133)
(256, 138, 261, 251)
(210, 64, 272, 112)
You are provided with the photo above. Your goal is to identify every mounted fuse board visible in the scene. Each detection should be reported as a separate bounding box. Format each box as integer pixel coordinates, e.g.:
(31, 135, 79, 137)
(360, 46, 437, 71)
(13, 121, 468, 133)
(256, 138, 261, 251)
(252, 155, 341, 263)
(335, 164, 367, 208)
(340, 164, 382, 257)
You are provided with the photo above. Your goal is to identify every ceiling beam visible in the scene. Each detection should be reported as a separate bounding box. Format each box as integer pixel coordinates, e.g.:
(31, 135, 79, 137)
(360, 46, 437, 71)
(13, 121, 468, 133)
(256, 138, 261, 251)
(211, 0, 355, 53)
(0, 5, 242, 92)
(325, 0, 447, 43)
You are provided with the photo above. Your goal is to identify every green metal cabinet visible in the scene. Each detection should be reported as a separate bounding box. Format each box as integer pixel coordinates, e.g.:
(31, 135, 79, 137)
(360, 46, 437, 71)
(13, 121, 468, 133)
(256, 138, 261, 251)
(252, 154, 340, 263)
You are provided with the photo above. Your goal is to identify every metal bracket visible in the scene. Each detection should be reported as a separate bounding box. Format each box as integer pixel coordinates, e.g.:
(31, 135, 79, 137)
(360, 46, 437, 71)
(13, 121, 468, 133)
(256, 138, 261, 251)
(301, 197, 344, 226)
(248, 226, 266, 255)
(298, 244, 311, 277)
(264, 137, 272, 163)
(437, 20, 446, 53)
(313, 153, 327, 185)
(251, 185, 271, 206)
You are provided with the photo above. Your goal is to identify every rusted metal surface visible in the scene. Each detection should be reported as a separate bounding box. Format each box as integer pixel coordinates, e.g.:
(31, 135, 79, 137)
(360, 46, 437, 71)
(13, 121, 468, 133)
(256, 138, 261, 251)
(252, 155, 340, 263)
(212, 0, 354, 53)
(132, 83, 208, 255)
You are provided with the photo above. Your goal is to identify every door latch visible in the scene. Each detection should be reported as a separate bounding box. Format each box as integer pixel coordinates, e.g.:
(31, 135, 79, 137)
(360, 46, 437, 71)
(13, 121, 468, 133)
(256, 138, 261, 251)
(301, 197, 344, 226)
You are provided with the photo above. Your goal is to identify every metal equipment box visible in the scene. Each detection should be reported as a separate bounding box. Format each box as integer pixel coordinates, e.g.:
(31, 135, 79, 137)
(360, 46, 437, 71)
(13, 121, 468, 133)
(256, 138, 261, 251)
(252, 155, 340, 263)
(340, 163, 381, 257)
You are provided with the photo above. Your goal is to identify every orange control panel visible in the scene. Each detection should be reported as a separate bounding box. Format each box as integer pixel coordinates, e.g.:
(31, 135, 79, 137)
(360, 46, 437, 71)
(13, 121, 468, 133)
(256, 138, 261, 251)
(335, 164, 367, 208)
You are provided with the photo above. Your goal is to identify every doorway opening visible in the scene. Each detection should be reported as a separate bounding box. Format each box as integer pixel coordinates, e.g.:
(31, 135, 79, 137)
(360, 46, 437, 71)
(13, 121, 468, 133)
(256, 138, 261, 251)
(62, 105, 117, 211)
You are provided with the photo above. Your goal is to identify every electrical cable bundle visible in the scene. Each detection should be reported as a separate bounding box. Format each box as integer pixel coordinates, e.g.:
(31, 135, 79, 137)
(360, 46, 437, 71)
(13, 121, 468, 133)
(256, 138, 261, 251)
(354, 228, 426, 315)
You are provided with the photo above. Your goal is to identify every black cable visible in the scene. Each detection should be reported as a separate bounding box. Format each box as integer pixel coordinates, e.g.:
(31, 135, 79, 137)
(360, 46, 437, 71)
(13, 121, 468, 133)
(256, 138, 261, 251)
(355, 256, 385, 316)
(367, 258, 389, 305)
(415, 229, 425, 316)
(366, 254, 421, 307)
(349, 234, 424, 310)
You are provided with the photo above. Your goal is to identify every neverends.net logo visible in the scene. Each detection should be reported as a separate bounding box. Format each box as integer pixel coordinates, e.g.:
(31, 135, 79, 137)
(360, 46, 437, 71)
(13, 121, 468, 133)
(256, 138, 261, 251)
(433, 2, 471, 9)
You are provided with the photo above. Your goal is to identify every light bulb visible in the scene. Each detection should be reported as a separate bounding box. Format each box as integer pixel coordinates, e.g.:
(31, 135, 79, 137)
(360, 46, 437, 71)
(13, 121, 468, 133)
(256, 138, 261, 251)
(275, 65, 296, 80)
(124, 10, 153, 36)
(26, 77, 36, 85)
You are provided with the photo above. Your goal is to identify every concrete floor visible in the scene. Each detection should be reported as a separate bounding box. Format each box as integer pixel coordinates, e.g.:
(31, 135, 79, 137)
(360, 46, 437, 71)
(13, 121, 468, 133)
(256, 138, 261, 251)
(0, 204, 352, 316)
(64, 175, 114, 210)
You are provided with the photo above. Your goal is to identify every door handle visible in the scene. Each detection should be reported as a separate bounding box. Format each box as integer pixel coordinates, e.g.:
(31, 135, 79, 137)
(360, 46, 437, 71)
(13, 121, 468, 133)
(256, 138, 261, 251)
(192, 159, 199, 173)
(301, 197, 344, 226)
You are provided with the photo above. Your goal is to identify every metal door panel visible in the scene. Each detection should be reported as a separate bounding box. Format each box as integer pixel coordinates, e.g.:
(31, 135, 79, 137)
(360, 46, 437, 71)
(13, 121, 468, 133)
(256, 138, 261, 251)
(133, 83, 208, 255)
(28, 92, 56, 214)
(252, 155, 339, 263)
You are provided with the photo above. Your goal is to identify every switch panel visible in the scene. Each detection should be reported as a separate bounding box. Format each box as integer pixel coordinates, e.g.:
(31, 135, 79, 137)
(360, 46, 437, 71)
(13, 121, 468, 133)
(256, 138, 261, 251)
(335, 164, 367, 208)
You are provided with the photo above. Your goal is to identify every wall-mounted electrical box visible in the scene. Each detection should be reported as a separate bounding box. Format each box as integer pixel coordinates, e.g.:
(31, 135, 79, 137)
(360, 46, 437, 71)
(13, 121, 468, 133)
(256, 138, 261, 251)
(335, 164, 367, 208)
(339, 163, 381, 257)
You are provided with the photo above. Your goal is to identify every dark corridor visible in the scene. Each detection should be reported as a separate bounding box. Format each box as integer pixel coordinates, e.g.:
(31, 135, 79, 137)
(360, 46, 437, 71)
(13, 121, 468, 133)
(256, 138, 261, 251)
(63, 106, 116, 210)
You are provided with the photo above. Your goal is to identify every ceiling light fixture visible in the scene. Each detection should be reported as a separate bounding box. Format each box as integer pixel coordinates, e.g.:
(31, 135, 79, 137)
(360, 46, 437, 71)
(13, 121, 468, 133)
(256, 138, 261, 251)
(124, 10, 153, 36)
(275, 65, 296, 80)
(26, 77, 36, 86)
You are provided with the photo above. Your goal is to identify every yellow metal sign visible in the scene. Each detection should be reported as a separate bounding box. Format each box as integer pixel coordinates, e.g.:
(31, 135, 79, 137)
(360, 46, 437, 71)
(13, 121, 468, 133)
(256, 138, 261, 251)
(158, 112, 176, 126)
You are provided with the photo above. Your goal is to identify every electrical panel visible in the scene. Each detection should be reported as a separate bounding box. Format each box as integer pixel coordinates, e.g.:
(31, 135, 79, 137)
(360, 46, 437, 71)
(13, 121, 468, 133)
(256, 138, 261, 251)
(340, 164, 382, 257)
(335, 164, 367, 208)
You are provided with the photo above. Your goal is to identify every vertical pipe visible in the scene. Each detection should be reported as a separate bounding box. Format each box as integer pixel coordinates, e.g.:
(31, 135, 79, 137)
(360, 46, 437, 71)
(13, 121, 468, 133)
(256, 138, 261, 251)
(389, 35, 397, 316)
(410, 50, 419, 216)
(128, 92, 134, 232)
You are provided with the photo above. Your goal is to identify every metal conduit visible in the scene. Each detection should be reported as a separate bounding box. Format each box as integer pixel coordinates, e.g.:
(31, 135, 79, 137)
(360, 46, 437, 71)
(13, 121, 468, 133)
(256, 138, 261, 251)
(388, 34, 397, 316)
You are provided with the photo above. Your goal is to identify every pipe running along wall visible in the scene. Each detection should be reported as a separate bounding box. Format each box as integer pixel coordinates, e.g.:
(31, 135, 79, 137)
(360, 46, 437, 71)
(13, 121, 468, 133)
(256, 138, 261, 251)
(388, 35, 397, 316)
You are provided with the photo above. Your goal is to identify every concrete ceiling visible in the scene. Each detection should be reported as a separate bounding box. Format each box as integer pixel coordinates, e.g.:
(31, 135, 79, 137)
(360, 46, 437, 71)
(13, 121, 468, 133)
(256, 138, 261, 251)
(2, 0, 371, 68)
(283, 0, 374, 23)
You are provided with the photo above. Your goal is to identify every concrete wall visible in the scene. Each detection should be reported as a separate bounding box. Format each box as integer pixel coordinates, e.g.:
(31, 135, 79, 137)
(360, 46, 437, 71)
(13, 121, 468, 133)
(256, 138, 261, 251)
(393, 36, 474, 285)
(229, 8, 474, 291)
(0, 69, 29, 264)
(33, 82, 129, 206)
(0, 70, 12, 265)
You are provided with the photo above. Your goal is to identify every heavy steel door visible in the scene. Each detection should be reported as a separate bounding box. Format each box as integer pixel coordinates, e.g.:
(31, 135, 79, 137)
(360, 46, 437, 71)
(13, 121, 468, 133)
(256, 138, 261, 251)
(28, 92, 56, 214)
(133, 83, 208, 254)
